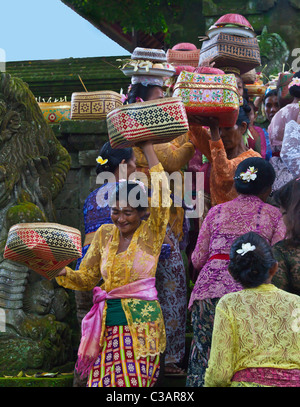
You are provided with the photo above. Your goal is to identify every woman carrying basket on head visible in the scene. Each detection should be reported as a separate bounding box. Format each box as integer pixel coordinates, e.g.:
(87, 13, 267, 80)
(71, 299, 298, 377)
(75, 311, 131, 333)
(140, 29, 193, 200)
(56, 140, 171, 387)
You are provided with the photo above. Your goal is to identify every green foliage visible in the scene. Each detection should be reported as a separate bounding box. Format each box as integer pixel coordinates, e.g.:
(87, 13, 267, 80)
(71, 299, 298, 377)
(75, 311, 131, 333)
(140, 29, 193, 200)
(65, 0, 184, 40)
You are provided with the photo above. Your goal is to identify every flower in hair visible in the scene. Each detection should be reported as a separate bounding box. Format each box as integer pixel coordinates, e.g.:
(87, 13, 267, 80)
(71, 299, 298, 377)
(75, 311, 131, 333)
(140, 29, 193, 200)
(288, 77, 300, 88)
(131, 179, 147, 193)
(96, 156, 108, 165)
(238, 166, 258, 183)
(118, 178, 147, 194)
(236, 242, 256, 256)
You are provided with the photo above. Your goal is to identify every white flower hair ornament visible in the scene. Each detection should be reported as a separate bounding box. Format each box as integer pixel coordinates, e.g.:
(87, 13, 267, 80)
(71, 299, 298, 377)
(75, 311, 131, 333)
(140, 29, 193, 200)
(131, 179, 147, 194)
(236, 242, 256, 256)
(96, 156, 108, 165)
(119, 178, 147, 194)
(288, 77, 300, 88)
(235, 166, 258, 183)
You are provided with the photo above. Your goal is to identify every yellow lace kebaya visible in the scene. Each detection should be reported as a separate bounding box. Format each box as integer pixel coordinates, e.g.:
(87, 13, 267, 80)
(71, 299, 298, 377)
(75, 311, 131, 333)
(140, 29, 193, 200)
(204, 284, 300, 387)
(133, 133, 195, 240)
(56, 163, 171, 360)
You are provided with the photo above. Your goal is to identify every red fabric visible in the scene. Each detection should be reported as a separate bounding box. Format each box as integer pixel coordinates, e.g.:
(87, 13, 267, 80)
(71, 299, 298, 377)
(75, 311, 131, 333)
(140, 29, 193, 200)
(208, 254, 230, 261)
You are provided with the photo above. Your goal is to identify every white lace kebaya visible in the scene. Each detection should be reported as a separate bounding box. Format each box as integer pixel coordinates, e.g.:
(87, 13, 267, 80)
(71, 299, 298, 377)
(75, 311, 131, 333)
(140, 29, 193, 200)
(281, 120, 300, 178)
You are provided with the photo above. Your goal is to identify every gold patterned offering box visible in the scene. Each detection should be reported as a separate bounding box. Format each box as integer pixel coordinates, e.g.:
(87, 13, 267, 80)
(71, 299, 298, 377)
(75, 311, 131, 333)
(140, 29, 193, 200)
(199, 33, 261, 75)
(38, 102, 71, 123)
(245, 84, 267, 97)
(106, 97, 190, 149)
(173, 71, 240, 127)
(4, 223, 82, 280)
(71, 91, 123, 120)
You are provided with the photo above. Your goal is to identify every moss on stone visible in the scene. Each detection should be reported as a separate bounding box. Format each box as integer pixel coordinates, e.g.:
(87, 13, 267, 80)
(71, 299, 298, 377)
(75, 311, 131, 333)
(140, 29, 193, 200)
(6, 202, 47, 228)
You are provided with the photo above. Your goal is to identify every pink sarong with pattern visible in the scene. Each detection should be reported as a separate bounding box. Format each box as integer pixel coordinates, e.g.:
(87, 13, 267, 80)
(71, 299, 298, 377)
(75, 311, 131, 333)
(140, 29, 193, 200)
(75, 277, 158, 377)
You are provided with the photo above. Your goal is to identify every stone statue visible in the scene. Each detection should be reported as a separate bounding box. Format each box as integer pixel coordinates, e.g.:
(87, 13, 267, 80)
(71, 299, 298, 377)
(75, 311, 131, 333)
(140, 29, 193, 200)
(0, 73, 73, 374)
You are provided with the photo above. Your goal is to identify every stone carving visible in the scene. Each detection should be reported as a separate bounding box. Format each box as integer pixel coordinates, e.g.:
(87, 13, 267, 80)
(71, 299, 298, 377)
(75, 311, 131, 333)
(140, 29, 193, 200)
(0, 73, 73, 374)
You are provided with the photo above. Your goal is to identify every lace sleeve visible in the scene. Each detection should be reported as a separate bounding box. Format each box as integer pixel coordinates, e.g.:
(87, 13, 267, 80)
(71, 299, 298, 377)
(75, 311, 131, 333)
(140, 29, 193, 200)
(56, 226, 103, 291)
(204, 302, 235, 387)
(146, 163, 172, 254)
(270, 216, 287, 246)
(191, 207, 214, 270)
(188, 126, 212, 161)
(281, 120, 300, 177)
(133, 136, 195, 172)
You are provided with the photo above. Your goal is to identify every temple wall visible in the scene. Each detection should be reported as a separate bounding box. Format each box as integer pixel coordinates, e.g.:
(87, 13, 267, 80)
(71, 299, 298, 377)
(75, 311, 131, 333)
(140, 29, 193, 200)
(51, 120, 109, 236)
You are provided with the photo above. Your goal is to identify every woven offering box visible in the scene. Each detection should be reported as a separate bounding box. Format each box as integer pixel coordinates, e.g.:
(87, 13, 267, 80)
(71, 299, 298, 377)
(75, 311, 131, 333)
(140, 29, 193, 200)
(199, 33, 261, 75)
(71, 91, 122, 120)
(39, 102, 71, 123)
(4, 223, 82, 280)
(106, 97, 189, 148)
(173, 71, 241, 127)
(131, 47, 167, 62)
(166, 43, 200, 68)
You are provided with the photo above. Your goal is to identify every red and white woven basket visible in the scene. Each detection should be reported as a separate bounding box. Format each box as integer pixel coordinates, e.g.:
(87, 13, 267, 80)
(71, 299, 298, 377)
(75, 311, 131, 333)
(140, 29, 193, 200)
(4, 223, 82, 280)
(106, 97, 190, 149)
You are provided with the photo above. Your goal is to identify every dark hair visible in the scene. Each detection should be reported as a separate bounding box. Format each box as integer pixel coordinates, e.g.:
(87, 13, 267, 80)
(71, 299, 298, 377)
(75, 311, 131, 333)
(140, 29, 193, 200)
(96, 142, 133, 175)
(273, 178, 300, 245)
(234, 157, 275, 196)
(127, 83, 161, 104)
(236, 98, 251, 126)
(228, 232, 276, 288)
(109, 180, 148, 212)
(288, 71, 300, 99)
(263, 89, 278, 103)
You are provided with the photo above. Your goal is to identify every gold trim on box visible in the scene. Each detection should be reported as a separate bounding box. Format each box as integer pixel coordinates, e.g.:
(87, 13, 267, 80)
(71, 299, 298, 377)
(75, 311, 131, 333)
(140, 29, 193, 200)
(173, 82, 239, 93)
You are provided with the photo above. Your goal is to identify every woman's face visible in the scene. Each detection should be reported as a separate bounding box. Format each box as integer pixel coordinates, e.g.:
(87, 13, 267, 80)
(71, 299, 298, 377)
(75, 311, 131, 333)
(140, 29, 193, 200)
(235, 76, 244, 97)
(219, 122, 247, 150)
(264, 95, 280, 122)
(111, 202, 144, 237)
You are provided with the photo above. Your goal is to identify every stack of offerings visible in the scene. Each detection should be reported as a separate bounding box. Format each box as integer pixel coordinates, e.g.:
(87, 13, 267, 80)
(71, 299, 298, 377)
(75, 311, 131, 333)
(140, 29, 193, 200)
(166, 43, 200, 75)
(198, 13, 261, 75)
(165, 43, 200, 95)
(108, 47, 189, 148)
(119, 47, 176, 79)
(173, 69, 241, 127)
(4, 223, 82, 280)
(245, 71, 267, 99)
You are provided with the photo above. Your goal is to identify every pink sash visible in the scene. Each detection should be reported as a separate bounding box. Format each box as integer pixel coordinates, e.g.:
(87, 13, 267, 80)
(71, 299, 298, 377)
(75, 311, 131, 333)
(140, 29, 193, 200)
(75, 277, 158, 377)
(232, 367, 300, 387)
